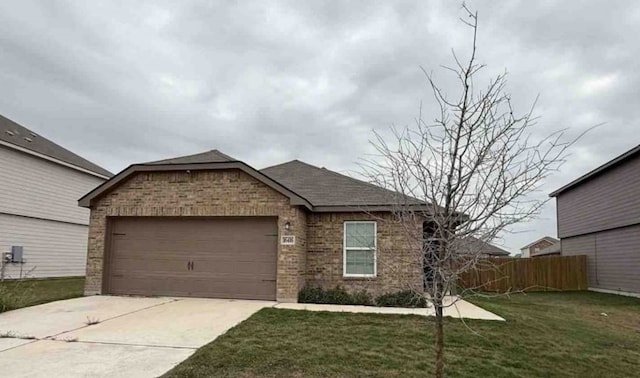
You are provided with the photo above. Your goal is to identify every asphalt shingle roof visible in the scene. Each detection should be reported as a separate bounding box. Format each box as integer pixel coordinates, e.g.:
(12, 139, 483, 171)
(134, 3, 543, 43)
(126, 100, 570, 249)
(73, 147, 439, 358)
(82, 149, 429, 210)
(0, 114, 112, 177)
(143, 150, 237, 165)
(260, 160, 424, 207)
(460, 237, 511, 257)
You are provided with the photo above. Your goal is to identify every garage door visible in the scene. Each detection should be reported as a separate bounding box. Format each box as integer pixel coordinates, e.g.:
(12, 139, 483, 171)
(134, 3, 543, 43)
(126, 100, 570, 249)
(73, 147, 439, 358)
(106, 217, 278, 300)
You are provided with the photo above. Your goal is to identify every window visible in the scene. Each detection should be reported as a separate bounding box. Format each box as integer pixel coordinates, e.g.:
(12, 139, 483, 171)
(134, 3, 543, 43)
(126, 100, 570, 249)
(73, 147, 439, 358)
(343, 221, 376, 277)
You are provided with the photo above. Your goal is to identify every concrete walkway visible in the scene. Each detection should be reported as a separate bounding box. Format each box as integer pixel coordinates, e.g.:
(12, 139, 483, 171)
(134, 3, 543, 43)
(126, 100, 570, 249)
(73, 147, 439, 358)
(276, 296, 505, 321)
(0, 295, 502, 377)
(0, 296, 274, 377)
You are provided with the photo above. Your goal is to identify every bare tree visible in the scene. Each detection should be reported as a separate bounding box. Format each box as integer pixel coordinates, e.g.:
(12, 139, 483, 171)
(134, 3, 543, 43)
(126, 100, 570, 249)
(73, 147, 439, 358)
(360, 5, 580, 377)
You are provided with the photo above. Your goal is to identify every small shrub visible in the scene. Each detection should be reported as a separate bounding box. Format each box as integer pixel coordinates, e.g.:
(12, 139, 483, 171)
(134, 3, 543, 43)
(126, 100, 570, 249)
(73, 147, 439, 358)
(375, 290, 427, 308)
(298, 286, 373, 306)
(298, 286, 326, 304)
(322, 286, 354, 305)
(350, 290, 374, 306)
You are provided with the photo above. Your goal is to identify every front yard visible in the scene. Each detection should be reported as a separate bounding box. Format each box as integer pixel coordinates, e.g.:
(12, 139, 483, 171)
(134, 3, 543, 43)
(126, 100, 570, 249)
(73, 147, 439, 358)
(164, 291, 640, 377)
(0, 277, 84, 313)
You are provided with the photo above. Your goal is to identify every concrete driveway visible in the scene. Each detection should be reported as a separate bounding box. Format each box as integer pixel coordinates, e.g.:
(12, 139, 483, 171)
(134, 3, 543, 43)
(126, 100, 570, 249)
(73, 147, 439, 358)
(0, 296, 275, 377)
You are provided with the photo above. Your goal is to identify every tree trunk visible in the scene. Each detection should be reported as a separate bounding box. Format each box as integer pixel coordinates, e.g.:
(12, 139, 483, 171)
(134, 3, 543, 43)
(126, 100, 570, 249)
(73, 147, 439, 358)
(434, 301, 444, 378)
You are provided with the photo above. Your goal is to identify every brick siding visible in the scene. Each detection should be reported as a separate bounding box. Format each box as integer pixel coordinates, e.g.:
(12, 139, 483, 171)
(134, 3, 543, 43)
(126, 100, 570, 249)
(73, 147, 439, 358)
(85, 169, 304, 302)
(306, 212, 423, 297)
(85, 169, 422, 302)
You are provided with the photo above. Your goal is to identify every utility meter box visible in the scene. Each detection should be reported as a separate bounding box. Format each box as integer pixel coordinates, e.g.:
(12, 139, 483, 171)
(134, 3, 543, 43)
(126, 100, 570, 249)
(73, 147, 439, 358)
(11, 246, 23, 263)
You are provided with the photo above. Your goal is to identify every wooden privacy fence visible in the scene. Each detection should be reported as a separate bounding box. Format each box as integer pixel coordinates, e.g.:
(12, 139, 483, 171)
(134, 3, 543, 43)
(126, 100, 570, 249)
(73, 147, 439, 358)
(458, 255, 588, 292)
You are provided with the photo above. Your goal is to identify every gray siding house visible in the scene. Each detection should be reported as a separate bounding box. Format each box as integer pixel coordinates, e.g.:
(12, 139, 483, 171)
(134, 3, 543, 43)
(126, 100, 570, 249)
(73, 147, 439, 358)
(0, 115, 111, 279)
(550, 144, 640, 295)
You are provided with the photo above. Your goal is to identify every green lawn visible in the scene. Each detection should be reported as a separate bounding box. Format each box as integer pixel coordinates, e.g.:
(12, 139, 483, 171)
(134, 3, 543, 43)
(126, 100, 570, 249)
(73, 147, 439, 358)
(0, 277, 85, 313)
(164, 291, 640, 378)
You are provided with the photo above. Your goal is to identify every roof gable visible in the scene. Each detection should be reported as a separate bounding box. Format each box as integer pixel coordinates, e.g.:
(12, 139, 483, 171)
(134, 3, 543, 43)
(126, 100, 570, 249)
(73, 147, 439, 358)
(0, 114, 112, 178)
(78, 151, 312, 209)
(520, 236, 559, 250)
(531, 242, 561, 257)
(79, 151, 431, 212)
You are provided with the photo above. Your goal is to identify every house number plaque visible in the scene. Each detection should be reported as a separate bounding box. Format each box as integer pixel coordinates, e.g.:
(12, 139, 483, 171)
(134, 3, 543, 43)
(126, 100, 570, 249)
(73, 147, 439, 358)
(281, 235, 296, 245)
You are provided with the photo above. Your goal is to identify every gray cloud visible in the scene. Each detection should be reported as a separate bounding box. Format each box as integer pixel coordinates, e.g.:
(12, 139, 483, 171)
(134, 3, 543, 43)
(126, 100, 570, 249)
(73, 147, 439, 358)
(1, 0, 638, 252)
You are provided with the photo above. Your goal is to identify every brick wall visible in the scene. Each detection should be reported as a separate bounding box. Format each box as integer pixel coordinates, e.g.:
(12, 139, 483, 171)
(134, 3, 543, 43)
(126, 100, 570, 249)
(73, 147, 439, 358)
(306, 212, 423, 297)
(85, 169, 305, 302)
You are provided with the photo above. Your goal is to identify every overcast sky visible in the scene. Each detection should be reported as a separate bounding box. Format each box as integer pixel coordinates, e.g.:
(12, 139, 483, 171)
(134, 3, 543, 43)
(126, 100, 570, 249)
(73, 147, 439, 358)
(1, 1, 638, 253)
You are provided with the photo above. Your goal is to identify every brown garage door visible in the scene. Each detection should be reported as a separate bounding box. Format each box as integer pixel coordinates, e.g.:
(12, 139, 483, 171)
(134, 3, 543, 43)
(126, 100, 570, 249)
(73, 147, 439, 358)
(106, 217, 278, 300)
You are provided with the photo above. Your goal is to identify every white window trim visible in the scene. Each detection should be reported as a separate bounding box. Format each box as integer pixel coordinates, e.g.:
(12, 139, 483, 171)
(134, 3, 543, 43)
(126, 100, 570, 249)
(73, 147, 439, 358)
(343, 221, 377, 278)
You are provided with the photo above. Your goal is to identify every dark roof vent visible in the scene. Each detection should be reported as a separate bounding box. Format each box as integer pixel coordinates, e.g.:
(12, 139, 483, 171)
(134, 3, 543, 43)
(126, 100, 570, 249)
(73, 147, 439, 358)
(24, 137, 33, 142)
(5, 130, 15, 136)
(29, 132, 37, 138)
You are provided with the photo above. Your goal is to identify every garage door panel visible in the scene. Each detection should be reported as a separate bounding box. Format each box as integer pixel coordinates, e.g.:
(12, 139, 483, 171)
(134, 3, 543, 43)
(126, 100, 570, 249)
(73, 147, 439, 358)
(113, 219, 277, 237)
(112, 251, 275, 265)
(191, 261, 277, 275)
(109, 258, 189, 273)
(190, 250, 277, 262)
(107, 217, 278, 300)
(111, 238, 277, 253)
(108, 277, 202, 297)
(186, 279, 275, 300)
(109, 277, 276, 300)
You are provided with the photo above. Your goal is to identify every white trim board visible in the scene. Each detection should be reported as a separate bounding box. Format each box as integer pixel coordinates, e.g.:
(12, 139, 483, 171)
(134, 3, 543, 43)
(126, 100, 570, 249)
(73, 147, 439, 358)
(343, 220, 377, 278)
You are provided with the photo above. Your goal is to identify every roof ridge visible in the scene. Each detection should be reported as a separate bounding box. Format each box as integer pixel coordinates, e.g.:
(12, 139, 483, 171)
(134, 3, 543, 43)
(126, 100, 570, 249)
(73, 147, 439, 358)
(260, 159, 302, 171)
(209, 149, 236, 161)
(143, 149, 238, 165)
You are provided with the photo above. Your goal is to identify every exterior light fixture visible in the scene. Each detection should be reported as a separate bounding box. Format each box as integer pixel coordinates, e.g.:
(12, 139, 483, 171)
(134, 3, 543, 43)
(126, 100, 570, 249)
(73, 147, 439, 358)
(284, 222, 291, 231)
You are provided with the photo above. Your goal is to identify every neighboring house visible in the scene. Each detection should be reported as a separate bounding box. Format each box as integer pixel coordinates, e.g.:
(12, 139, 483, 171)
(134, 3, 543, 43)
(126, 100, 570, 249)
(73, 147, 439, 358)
(520, 236, 559, 258)
(550, 144, 640, 295)
(459, 237, 511, 258)
(531, 242, 561, 257)
(79, 150, 439, 302)
(0, 115, 111, 279)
